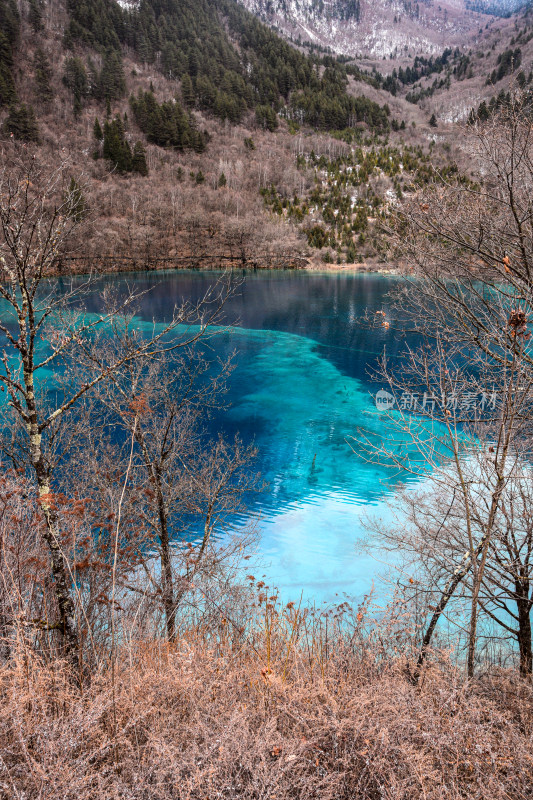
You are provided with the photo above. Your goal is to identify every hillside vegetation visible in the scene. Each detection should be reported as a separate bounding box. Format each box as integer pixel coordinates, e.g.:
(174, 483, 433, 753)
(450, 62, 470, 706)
(0, 0, 463, 272)
(3, 0, 532, 271)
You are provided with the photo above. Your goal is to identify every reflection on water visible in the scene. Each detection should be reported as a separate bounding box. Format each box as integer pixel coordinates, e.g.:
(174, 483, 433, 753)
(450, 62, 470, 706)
(6, 269, 425, 601)
(86, 269, 418, 601)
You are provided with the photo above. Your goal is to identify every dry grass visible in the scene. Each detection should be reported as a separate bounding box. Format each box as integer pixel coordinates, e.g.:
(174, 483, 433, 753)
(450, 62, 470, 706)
(1, 610, 532, 800)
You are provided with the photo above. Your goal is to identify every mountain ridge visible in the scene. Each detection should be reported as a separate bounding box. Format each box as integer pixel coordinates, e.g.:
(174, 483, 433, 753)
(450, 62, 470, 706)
(236, 0, 529, 57)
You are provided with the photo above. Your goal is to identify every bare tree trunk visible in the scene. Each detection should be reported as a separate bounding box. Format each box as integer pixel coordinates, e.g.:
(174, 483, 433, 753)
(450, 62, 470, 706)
(155, 467, 176, 643)
(467, 507, 500, 679)
(516, 582, 533, 677)
(31, 436, 79, 666)
(411, 532, 491, 685)
(38, 496, 79, 664)
(24, 352, 79, 666)
(130, 418, 177, 643)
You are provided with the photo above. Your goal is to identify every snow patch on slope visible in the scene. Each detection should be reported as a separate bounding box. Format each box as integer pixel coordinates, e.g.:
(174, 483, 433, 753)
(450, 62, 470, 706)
(116, 0, 140, 10)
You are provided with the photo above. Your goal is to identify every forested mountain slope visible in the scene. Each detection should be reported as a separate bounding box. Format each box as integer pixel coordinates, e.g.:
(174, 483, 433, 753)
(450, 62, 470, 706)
(0, 0, 416, 270)
(377, 2, 533, 124)
(237, 0, 495, 59)
(0, 0, 527, 272)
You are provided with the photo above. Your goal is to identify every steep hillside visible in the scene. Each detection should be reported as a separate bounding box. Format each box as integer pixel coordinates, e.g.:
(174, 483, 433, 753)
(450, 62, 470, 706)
(466, 0, 530, 13)
(381, 3, 533, 123)
(1, 0, 452, 272)
(237, 0, 493, 59)
(10, 0, 520, 271)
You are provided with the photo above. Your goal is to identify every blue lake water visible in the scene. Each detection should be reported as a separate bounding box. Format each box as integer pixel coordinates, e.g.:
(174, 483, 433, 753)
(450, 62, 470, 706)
(82, 269, 421, 603)
(2, 269, 427, 603)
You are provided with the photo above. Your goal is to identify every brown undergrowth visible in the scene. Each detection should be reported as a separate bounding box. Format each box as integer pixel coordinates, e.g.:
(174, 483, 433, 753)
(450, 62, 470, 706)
(1, 610, 532, 800)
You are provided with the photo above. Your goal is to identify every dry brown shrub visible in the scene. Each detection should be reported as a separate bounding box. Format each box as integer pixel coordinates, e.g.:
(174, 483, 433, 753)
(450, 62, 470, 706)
(1, 611, 532, 800)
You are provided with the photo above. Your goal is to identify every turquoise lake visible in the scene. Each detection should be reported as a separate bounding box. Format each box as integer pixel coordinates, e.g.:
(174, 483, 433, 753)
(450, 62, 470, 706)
(76, 268, 422, 604)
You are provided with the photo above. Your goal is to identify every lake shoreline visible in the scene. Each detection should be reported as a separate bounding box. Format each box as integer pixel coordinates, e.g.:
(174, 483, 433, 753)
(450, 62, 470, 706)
(53, 254, 401, 278)
(304, 261, 400, 275)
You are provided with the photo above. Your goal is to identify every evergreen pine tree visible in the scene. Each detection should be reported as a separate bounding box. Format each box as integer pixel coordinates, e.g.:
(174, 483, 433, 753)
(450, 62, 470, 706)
(93, 116, 103, 159)
(429, 113, 438, 127)
(93, 117, 103, 141)
(0, 0, 19, 109)
(188, 50, 199, 78)
(34, 48, 53, 106)
(63, 56, 88, 115)
(255, 105, 278, 132)
(181, 73, 195, 107)
(103, 115, 132, 172)
(28, 0, 43, 33)
(129, 89, 206, 153)
(191, 128, 206, 154)
(3, 103, 40, 142)
(0, 33, 16, 107)
(97, 49, 126, 101)
(477, 101, 490, 122)
(132, 141, 148, 176)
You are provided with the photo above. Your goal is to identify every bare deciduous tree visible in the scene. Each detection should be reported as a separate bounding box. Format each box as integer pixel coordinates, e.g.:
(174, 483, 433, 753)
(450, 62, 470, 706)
(81, 347, 259, 642)
(361, 92, 533, 679)
(0, 155, 235, 670)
